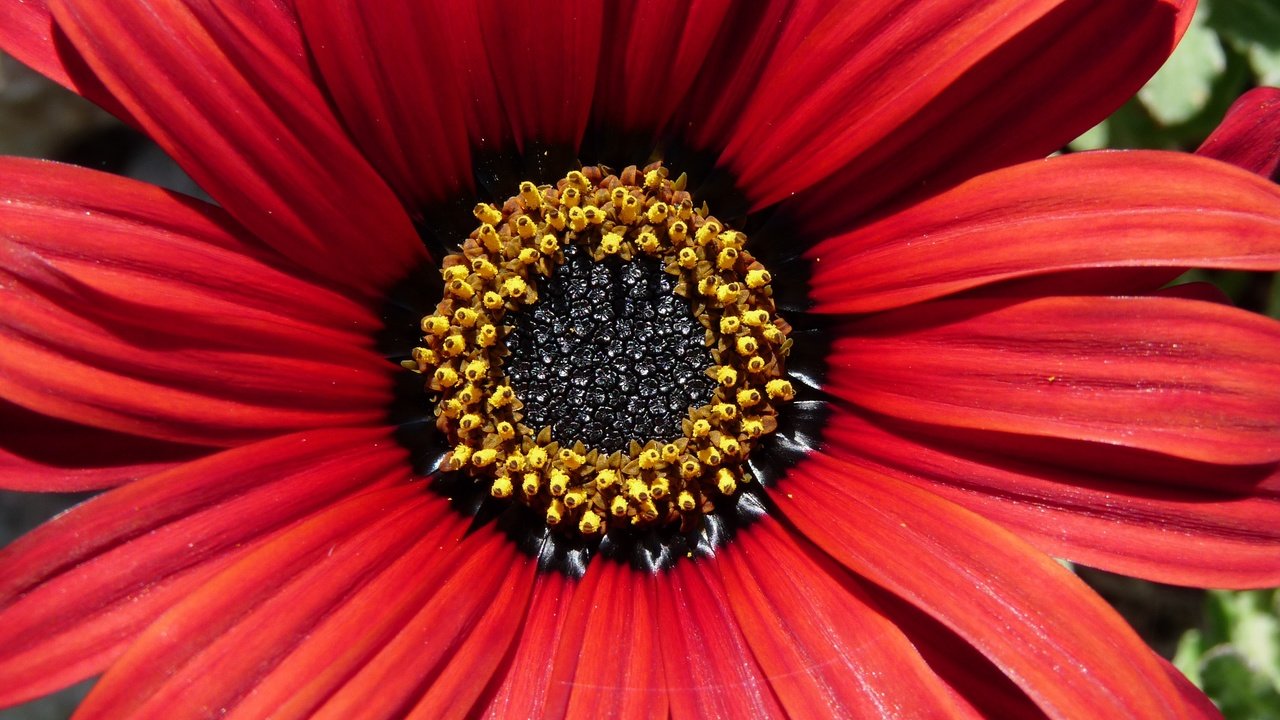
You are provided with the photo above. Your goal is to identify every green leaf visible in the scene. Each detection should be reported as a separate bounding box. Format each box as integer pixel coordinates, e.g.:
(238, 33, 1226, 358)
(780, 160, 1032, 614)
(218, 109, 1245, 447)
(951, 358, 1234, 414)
(1201, 647, 1280, 720)
(1228, 592, 1280, 685)
(1206, 0, 1280, 84)
(1206, 0, 1280, 52)
(1137, 3, 1227, 125)
(1067, 120, 1109, 152)
(1249, 43, 1280, 86)
(1175, 628, 1208, 687)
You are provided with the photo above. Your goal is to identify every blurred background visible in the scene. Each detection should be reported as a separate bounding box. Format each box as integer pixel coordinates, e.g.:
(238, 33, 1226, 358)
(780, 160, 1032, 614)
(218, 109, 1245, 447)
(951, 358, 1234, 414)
(1, 0, 1279, 716)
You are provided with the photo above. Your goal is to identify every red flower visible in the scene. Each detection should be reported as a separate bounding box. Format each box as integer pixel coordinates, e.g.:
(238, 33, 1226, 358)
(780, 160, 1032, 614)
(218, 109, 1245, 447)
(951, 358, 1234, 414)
(2, 1, 1279, 718)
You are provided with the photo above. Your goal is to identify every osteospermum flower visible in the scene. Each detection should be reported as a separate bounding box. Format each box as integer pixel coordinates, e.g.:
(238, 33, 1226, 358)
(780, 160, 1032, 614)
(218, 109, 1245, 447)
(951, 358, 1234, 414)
(2, 0, 1280, 716)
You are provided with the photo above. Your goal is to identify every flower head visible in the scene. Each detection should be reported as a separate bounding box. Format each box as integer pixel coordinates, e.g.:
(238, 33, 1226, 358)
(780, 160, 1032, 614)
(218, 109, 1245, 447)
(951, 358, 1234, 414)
(1, 1, 1280, 717)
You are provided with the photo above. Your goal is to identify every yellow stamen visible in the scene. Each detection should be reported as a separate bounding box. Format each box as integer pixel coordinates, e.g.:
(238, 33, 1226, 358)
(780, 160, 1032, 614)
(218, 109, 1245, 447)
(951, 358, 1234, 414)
(519, 181, 542, 209)
(413, 163, 795, 538)
(579, 510, 603, 534)
(490, 474, 513, 498)
(472, 448, 498, 468)
(473, 203, 503, 225)
(766, 378, 795, 400)
(610, 495, 628, 517)
(600, 232, 623, 255)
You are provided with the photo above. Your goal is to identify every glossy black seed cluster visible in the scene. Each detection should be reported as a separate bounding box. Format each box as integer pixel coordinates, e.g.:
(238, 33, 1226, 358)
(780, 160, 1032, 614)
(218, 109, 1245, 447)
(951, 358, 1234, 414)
(506, 244, 716, 454)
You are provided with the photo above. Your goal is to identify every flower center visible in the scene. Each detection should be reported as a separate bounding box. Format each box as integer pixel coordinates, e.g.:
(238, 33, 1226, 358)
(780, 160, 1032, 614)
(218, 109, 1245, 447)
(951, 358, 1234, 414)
(504, 243, 716, 454)
(408, 164, 794, 538)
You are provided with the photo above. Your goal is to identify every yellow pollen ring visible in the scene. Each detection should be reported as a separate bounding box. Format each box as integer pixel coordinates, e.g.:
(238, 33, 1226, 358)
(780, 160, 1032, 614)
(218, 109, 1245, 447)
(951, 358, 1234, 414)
(412, 163, 794, 538)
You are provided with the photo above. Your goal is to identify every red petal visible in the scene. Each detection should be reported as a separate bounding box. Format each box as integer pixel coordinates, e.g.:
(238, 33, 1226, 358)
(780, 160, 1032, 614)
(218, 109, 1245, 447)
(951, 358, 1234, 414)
(723, 0, 1191, 218)
(808, 151, 1280, 313)
(591, 0, 733, 138)
(216, 506, 482, 719)
(476, 0, 603, 153)
(0, 400, 203, 491)
(727, 517, 972, 712)
(72, 482, 433, 719)
(305, 534, 533, 720)
(292, 0, 476, 208)
(556, 562, 667, 720)
(0, 0, 303, 116)
(0, 428, 404, 708)
(78, 496, 531, 720)
(1160, 656, 1225, 719)
(872, 585, 1047, 718)
(719, 518, 974, 717)
(0, 0, 71, 87)
(402, 546, 537, 720)
(778, 452, 1199, 719)
(1197, 87, 1280, 181)
(0, 158, 379, 332)
(478, 572, 577, 719)
(655, 561, 783, 717)
(824, 406, 1280, 587)
(309, 0, 605, 161)
(0, 0, 135, 121)
(0, 159, 391, 447)
(675, 0, 824, 152)
(656, 560, 787, 719)
(828, 295, 1280, 464)
(48, 0, 428, 297)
